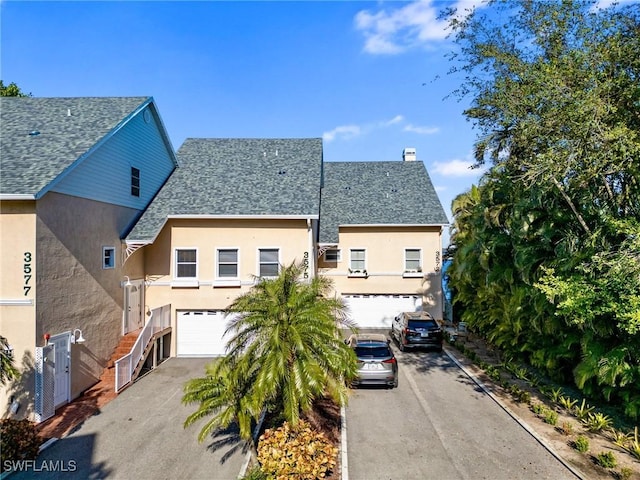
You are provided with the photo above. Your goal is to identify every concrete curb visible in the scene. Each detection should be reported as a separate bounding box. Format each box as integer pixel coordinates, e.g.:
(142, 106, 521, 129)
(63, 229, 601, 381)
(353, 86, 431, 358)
(340, 404, 349, 480)
(443, 347, 587, 480)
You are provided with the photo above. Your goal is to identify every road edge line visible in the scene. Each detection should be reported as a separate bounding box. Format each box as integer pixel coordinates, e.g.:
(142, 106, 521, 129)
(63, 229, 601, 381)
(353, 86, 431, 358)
(341, 403, 349, 480)
(444, 347, 586, 480)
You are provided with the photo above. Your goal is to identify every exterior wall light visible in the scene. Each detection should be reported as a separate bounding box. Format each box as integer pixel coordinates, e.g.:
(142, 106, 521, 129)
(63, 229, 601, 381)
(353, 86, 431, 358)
(123, 276, 132, 288)
(71, 329, 86, 344)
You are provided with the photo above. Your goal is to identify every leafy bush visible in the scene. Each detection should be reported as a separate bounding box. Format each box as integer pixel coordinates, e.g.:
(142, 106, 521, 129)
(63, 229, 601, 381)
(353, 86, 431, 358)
(559, 396, 578, 411)
(0, 419, 41, 472)
(543, 409, 558, 426)
(617, 467, 633, 480)
(257, 419, 338, 479)
(573, 435, 590, 453)
(240, 465, 267, 480)
(626, 426, 640, 460)
(583, 412, 613, 433)
(574, 399, 595, 420)
(531, 403, 546, 415)
(547, 387, 563, 403)
(595, 451, 617, 469)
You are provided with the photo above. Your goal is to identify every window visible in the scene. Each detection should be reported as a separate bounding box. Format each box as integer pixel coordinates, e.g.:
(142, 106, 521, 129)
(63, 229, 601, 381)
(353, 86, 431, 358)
(405, 249, 421, 271)
(131, 167, 140, 197)
(217, 249, 238, 278)
(259, 248, 279, 277)
(175, 249, 197, 278)
(350, 249, 366, 271)
(324, 249, 341, 262)
(103, 247, 115, 269)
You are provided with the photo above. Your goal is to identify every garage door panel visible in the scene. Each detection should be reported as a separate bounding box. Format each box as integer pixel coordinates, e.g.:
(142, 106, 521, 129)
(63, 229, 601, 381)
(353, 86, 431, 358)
(177, 311, 233, 357)
(343, 295, 422, 329)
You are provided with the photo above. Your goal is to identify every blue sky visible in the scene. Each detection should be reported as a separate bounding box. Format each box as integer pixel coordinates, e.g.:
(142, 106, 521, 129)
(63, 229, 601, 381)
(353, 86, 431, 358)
(0, 0, 619, 244)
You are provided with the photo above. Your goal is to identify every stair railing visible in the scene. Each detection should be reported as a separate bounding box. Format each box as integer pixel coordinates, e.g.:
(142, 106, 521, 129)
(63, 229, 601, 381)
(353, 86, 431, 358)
(115, 304, 171, 392)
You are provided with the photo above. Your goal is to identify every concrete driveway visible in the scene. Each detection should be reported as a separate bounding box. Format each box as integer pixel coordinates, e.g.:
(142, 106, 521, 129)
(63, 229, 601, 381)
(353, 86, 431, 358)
(12, 358, 249, 480)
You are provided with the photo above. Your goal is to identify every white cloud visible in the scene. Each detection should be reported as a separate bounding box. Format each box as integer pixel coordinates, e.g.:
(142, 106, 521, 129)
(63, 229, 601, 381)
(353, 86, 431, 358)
(434, 185, 448, 192)
(432, 158, 481, 177)
(404, 124, 439, 135)
(323, 125, 361, 142)
(324, 114, 439, 142)
(354, 0, 484, 55)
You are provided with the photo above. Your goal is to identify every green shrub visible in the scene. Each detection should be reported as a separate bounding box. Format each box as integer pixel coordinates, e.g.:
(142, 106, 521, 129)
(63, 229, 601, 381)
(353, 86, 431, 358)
(626, 426, 640, 460)
(0, 419, 41, 472)
(559, 396, 578, 412)
(517, 390, 531, 404)
(543, 409, 558, 426)
(574, 399, 595, 420)
(617, 467, 633, 480)
(257, 419, 338, 480)
(240, 465, 267, 480)
(547, 387, 563, 403)
(573, 435, 589, 453)
(595, 451, 617, 469)
(531, 403, 546, 415)
(583, 412, 613, 433)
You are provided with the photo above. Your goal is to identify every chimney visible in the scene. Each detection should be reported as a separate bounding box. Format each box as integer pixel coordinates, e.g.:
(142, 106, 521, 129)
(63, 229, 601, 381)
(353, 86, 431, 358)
(402, 147, 416, 161)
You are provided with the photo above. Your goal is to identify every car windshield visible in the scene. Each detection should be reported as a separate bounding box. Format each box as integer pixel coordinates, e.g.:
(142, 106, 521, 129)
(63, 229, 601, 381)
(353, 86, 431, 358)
(408, 320, 438, 330)
(354, 345, 392, 358)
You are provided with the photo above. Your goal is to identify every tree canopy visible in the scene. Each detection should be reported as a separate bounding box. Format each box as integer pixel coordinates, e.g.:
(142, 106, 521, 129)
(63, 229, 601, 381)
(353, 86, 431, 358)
(445, 0, 640, 418)
(0, 81, 31, 97)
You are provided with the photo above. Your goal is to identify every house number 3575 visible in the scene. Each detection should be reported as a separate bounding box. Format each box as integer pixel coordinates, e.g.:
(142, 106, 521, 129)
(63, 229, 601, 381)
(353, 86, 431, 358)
(23, 252, 32, 296)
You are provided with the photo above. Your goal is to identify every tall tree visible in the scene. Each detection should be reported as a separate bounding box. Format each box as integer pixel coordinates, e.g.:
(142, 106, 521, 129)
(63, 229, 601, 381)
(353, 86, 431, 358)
(0, 81, 31, 97)
(446, 0, 640, 417)
(183, 261, 357, 442)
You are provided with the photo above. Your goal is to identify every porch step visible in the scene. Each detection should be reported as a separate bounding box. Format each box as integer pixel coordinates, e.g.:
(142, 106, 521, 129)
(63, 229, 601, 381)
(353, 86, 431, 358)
(105, 330, 142, 369)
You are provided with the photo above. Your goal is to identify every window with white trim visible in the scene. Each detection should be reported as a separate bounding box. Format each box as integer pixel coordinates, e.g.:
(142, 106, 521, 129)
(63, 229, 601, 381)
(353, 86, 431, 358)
(175, 249, 197, 279)
(103, 247, 115, 269)
(405, 249, 422, 271)
(259, 248, 279, 277)
(349, 249, 366, 271)
(324, 249, 341, 262)
(217, 249, 238, 278)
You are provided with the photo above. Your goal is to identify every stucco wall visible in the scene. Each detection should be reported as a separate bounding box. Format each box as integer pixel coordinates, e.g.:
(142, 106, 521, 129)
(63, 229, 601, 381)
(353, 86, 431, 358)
(36, 192, 140, 400)
(319, 226, 444, 319)
(143, 218, 313, 355)
(0, 201, 37, 417)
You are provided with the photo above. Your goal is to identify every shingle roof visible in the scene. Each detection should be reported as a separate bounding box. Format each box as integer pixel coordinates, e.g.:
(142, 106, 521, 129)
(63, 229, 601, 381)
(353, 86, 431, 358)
(319, 161, 449, 243)
(0, 97, 151, 197)
(126, 138, 323, 242)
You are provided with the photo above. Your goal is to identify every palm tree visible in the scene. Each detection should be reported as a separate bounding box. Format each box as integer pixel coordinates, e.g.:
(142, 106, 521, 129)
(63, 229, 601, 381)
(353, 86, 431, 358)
(0, 336, 19, 385)
(183, 261, 358, 442)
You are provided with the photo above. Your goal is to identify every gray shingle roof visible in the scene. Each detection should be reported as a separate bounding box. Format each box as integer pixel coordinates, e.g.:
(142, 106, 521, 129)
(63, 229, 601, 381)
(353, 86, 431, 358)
(319, 161, 449, 243)
(0, 96, 151, 197)
(126, 138, 323, 242)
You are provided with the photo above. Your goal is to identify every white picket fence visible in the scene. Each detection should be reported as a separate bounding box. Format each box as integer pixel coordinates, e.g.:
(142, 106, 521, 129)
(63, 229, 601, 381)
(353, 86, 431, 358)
(115, 304, 171, 392)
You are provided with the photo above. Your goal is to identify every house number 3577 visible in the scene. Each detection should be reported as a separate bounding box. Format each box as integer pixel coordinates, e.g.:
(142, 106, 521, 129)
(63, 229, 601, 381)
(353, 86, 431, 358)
(23, 252, 32, 296)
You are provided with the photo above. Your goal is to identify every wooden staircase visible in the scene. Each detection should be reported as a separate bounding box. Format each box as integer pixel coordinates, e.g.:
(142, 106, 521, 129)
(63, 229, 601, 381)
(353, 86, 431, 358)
(96, 329, 143, 397)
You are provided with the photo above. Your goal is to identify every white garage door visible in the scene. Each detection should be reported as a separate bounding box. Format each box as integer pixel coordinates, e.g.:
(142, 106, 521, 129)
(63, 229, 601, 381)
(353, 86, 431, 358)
(343, 294, 422, 329)
(177, 310, 233, 357)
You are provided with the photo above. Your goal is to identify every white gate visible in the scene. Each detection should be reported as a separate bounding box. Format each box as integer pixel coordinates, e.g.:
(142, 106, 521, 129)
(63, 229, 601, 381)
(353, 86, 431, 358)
(50, 332, 71, 408)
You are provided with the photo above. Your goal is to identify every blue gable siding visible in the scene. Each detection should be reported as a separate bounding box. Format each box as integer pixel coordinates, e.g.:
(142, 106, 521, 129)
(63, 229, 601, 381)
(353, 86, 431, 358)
(51, 104, 176, 210)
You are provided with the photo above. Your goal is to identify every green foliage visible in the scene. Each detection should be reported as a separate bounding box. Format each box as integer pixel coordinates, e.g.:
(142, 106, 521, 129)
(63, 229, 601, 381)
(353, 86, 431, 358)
(626, 427, 640, 460)
(0, 419, 41, 471)
(595, 451, 617, 469)
(583, 412, 613, 433)
(617, 467, 633, 480)
(240, 465, 267, 480)
(446, 0, 640, 420)
(0, 335, 19, 385)
(559, 396, 578, 412)
(547, 387, 564, 403)
(573, 435, 590, 453)
(257, 419, 338, 480)
(0, 81, 31, 97)
(543, 409, 558, 426)
(574, 399, 595, 421)
(183, 262, 357, 442)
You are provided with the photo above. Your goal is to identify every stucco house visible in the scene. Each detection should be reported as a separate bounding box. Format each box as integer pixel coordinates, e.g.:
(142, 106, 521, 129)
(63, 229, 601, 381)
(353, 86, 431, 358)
(1, 96, 448, 423)
(0, 97, 177, 420)
(124, 138, 323, 357)
(318, 148, 449, 327)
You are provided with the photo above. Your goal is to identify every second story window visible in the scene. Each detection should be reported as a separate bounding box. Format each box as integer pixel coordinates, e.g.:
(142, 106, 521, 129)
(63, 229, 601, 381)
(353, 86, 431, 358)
(324, 249, 341, 262)
(217, 249, 238, 278)
(259, 248, 279, 277)
(175, 249, 197, 279)
(405, 249, 421, 271)
(350, 249, 366, 272)
(131, 167, 140, 197)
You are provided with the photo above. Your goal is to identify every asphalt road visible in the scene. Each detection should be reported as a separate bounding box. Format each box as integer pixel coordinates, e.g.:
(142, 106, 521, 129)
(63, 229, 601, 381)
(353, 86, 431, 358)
(345, 345, 580, 480)
(10, 358, 247, 480)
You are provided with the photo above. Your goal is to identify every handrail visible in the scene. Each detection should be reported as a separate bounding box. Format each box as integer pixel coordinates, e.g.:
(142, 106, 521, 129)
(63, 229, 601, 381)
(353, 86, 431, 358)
(115, 304, 171, 392)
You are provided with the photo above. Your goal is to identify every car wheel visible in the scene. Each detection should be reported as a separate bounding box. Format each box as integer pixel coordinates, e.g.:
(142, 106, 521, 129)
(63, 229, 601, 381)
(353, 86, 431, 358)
(393, 376, 399, 388)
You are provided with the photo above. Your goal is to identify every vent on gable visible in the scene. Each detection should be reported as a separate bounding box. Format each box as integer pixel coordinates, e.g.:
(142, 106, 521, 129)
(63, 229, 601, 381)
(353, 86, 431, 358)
(403, 147, 416, 161)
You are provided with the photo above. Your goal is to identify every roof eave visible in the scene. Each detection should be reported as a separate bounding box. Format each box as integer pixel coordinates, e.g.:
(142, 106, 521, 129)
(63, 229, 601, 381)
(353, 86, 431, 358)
(0, 194, 36, 200)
